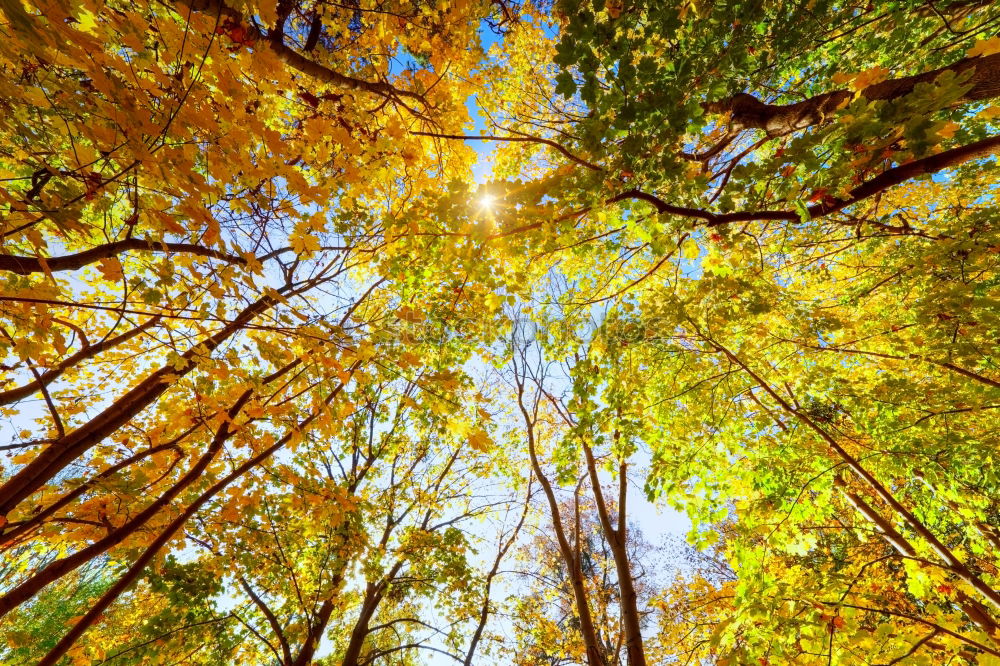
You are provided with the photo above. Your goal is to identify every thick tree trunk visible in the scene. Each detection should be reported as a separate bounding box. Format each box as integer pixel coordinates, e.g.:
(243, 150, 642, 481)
(0, 390, 253, 618)
(0, 294, 274, 520)
(706, 53, 1000, 136)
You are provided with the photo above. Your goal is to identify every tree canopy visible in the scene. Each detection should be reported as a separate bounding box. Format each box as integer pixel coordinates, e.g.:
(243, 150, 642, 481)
(2, 0, 1000, 663)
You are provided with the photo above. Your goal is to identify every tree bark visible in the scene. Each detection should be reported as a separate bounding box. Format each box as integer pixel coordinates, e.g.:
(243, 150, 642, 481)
(0, 315, 161, 406)
(0, 390, 253, 618)
(613, 134, 1000, 226)
(340, 582, 383, 666)
(714, 339, 1000, 614)
(834, 476, 1000, 643)
(289, 599, 336, 666)
(34, 368, 355, 666)
(177, 0, 423, 102)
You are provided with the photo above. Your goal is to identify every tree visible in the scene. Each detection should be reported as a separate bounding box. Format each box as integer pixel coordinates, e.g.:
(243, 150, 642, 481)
(4, 0, 1000, 663)
(507, 334, 659, 666)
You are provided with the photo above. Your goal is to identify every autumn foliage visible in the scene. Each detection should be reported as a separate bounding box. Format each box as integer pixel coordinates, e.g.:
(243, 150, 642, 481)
(2, 0, 1000, 664)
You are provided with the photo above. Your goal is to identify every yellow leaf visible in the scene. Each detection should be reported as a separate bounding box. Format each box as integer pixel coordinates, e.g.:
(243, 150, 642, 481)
(468, 428, 493, 452)
(968, 36, 1000, 58)
(97, 256, 123, 281)
(52, 329, 67, 355)
(202, 218, 221, 247)
(395, 305, 426, 322)
(354, 341, 376, 362)
(830, 71, 854, 86)
(12, 451, 34, 464)
(75, 10, 99, 35)
(851, 65, 889, 91)
(978, 106, 1000, 120)
(448, 419, 471, 438)
(24, 228, 45, 249)
(937, 120, 960, 139)
(398, 351, 422, 368)
(290, 232, 320, 257)
(681, 238, 700, 260)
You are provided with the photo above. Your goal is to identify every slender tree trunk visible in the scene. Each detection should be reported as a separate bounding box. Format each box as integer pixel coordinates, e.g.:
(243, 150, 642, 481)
(342, 558, 406, 666)
(340, 583, 382, 666)
(0, 390, 253, 617)
(515, 378, 608, 666)
(290, 599, 335, 666)
(34, 371, 354, 666)
(580, 441, 647, 666)
(835, 476, 1000, 643)
(0, 315, 161, 406)
(0, 439, 181, 547)
(464, 485, 530, 666)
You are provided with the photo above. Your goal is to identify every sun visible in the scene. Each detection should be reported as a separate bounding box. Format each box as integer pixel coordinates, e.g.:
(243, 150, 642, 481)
(478, 193, 495, 210)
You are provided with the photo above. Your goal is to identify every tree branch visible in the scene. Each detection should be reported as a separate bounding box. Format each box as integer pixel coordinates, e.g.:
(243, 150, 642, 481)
(706, 53, 1000, 136)
(0, 239, 246, 275)
(612, 134, 1000, 226)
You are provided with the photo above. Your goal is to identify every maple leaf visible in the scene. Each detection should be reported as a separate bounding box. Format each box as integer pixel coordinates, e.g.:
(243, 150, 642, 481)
(967, 36, 1000, 58)
(96, 256, 123, 281)
(937, 120, 960, 139)
(290, 232, 321, 256)
(447, 419, 471, 438)
(353, 340, 376, 362)
(830, 71, 854, 86)
(395, 305, 426, 322)
(979, 106, 1000, 120)
(468, 428, 493, 452)
(850, 65, 889, 90)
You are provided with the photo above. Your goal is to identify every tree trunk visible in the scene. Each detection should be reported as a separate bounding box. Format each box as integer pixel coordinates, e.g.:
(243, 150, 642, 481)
(716, 340, 1000, 614)
(340, 582, 383, 666)
(581, 443, 648, 666)
(515, 381, 609, 666)
(0, 294, 275, 519)
(290, 599, 335, 666)
(835, 476, 1000, 643)
(0, 390, 253, 618)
